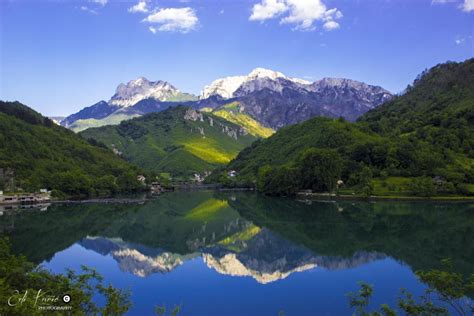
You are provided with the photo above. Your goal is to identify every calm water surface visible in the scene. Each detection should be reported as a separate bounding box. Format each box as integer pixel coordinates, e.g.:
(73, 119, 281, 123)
(1, 191, 473, 315)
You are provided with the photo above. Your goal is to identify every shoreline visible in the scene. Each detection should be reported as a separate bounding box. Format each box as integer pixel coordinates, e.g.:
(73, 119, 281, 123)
(3, 188, 473, 206)
(296, 192, 474, 203)
(50, 197, 149, 204)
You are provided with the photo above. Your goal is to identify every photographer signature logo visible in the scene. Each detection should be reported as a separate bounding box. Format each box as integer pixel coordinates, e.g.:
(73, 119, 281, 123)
(8, 289, 72, 311)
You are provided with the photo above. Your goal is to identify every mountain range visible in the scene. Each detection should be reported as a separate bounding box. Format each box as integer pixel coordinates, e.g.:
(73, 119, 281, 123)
(61, 68, 392, 132)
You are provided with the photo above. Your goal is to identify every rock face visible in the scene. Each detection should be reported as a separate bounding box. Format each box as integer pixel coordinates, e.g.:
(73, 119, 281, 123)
(109, 77, 191, 107)
(183, 108, 204, 122)
(308, 78, 393, 121)
(183, 108, 247, 139)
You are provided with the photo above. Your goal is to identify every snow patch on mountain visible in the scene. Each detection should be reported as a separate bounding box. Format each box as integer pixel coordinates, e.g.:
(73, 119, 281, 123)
(109, 77, 184, 107)
(200, 76, 247, 100)
(200, 68, 311, 100)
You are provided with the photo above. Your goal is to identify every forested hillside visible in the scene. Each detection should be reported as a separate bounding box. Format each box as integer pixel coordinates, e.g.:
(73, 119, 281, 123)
(0, 101, 143, 197)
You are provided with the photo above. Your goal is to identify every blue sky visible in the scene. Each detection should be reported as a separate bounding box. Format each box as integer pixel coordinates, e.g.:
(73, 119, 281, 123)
(1, 0, 473, 116)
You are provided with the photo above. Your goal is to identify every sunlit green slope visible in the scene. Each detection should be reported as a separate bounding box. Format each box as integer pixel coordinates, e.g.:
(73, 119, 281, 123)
(212, 102, 275, 138)
(81, 106, 258, 177)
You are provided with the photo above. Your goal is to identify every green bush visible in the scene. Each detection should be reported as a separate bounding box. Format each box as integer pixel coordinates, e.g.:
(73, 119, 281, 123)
(0, 238, 131, 315)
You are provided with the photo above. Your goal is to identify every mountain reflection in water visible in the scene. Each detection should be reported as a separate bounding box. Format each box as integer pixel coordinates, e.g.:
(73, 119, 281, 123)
(78, 231, 386, 283)
(1, 191, 472, 315)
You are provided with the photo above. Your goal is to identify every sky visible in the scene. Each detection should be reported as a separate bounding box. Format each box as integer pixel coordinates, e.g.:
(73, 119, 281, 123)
(0, 0, 473, 116)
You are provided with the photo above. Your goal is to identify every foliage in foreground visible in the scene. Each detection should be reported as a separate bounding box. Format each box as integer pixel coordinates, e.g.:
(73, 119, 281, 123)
(0, 238, 131, 315)
(348, 260, 474, 316)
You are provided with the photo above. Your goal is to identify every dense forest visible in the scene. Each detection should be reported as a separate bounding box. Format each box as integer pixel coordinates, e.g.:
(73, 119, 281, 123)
(219, 59, 474, 197)
(0, 101, 144, 197)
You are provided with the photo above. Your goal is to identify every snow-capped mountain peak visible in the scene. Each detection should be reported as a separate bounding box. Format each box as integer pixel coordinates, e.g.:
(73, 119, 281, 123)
(247, 67, 285, 80)
(129, 77, 149, 86)
(109, 77, 182, 107)
(200, 75, 246, 100)
(199, 68, 311, 100)
(289, 77, 312, 85)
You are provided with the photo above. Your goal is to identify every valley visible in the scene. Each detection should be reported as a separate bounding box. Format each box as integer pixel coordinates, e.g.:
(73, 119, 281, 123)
(80, 106, 257, 178)
(1, 2, 473, 315)
(2, 59, 473, 199)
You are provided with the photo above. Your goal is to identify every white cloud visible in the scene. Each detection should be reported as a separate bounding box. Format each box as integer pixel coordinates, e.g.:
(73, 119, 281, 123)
(129, 1, 149, 13)
(432, 0, 474, 12)
(89, 0, 107, 6)
(149, 26, 157, 34)
(80, 6, 98, 15)
(431, 0, 456, 3)
(324, 8, 343, 20)
(143, 8, 198, 33)
(250, 0, 342, 31)
(455, 36, 465, 44)
(250, 0, 287, 21)
(462, 0, 474, 11)
(323, 20, 339, 31)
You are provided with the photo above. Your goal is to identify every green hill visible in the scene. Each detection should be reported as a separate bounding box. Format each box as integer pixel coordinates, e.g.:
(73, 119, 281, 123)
(211, 102, 275, 138)
(222, 59, 474, 196)
(359, 59, 474, 154)
(0, 101, 143, 196)
(80, 106, 258, 178)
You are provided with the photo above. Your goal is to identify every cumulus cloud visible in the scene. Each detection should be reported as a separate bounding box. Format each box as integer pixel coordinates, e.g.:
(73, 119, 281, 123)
(462, 0, 474, 11)
(250, 0, 342, 31)
(432, 0, 474, 12)
(149, 26, 157, 34)
(250, 0, 287, 21)
(143, 7, 198, 33)
(323, 20, 339, 31)
(129, 1, 149, 13)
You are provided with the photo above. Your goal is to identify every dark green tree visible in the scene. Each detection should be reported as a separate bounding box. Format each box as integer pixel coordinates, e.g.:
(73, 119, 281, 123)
(297, 148, 343, 192)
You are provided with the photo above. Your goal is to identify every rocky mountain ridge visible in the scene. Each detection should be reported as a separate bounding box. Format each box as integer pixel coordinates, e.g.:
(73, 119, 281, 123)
(61, 68, 393, 131)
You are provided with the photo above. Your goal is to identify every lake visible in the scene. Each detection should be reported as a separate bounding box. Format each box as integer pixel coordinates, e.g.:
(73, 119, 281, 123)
(1, 191, 473, 315)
